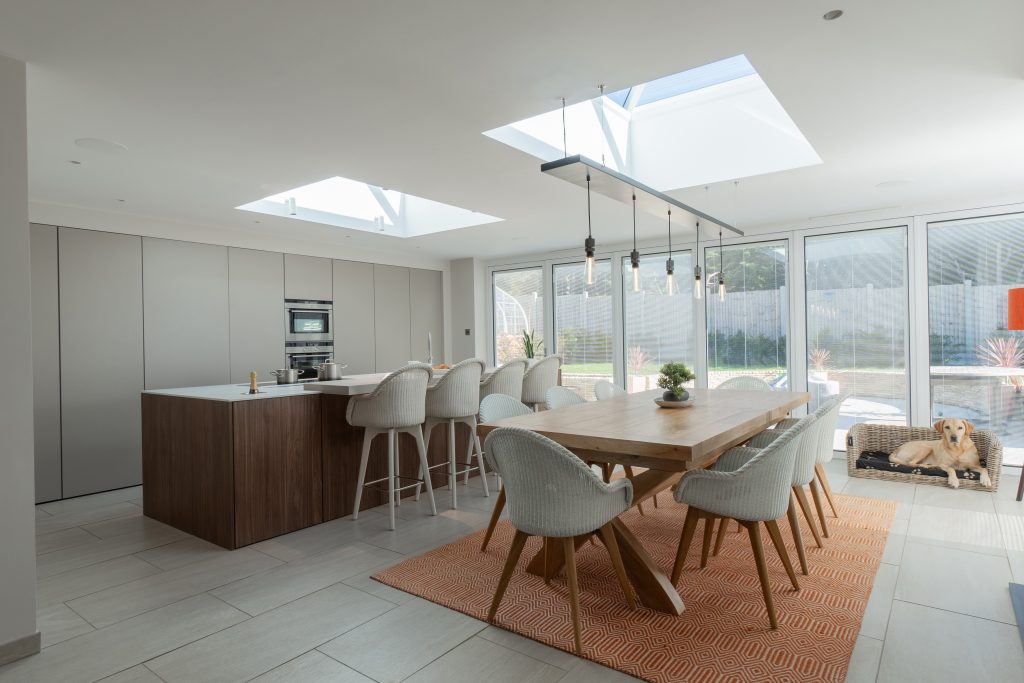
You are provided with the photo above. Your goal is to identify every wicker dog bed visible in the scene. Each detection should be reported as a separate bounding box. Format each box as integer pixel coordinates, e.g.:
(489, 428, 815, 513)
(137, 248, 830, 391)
(847, 423, 1002, 492)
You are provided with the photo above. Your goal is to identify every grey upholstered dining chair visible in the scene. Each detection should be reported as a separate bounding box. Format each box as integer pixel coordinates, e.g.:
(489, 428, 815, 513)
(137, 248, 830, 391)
(479, 359, 528, 402)
(483, 426, 635, 655)
(544, 386, 585, 410)
(671, 416, 811, 629)
(593, 380, 626, 400)
(478, 393, 533, 552)
(716, 375, 773, 391)
(348, 363, 437, 531)
(520, 356, 561, 410)
(419, 358, 488, 509)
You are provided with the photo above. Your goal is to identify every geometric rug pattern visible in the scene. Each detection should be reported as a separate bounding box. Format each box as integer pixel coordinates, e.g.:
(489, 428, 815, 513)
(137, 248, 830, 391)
(373, 492, 896, 683)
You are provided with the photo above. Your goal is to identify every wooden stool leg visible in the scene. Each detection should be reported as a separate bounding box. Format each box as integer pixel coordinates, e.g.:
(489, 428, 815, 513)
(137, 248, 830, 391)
(793, 485, 823, 548)
(487, 530, 529, 622)
(623, 465, 645, 515)
(1018, 467, 1024, 502)
(700, 515, 715, 568)
(671, 506, 700, 583)
(598, 522, 635, 609)
(745, 522, 778, 629)
(713, 517, 729, 556)
(815, 463, 840, 517)
(808, 479, 830, 538)
(563, 537, 583, 655)
(787, 494, 809, 575)
(764, 518, 800, 590)
(480, 487, 506, 552)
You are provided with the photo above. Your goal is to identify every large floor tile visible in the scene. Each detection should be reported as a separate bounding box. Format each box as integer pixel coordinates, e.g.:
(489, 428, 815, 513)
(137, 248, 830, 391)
(842, 477, 917, 504)
(844, 636, 883, 683)
(68, 548, 282, 628)
(998, 511, 1024, 551)
(249, 514, 386, 562)
(341, 562, 416, 605)
(252, 651, 373, 683)
(906, 504, 1005, 556)
(894, 541, 1016, 624)
(319, 597, 486, 683)
(37, 603, 95, 647)
(133, 536, 231, 571)
(877, 600, 1024, 682)
(557, 659, 644, 682)
(1008, 550, 1024, 583)
(35, 526, 99, 555)
(36, 524, 183, 579)
(97, 665, 163, 682)
(36, 555, 163, 608)
(37, 487, 142, 516)
(212, 541, 401, 616)
(477, 625, 580, 670)
(35, 501, 142, 536)
(402, 636, 565, 683)
(880, 518, 908, 565)
(0, 594, 248, 683)
(859, 562, 899, 639)
(146, 583, 394, 682)
(82, 514, 185, 541)
(913, 483, 996, 513)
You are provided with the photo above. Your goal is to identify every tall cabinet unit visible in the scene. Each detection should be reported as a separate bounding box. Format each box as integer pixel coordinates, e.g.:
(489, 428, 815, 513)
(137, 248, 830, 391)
(31, 224, 61, 502)
(410, 268, 444, 364)
(229, 248, 285, 383)
(332, 260, 376, 374)
(373, 265, 412, 371)
(58, 228, 145, 497)
(284, 254, 333, 301)
(143, 239, 230, 390)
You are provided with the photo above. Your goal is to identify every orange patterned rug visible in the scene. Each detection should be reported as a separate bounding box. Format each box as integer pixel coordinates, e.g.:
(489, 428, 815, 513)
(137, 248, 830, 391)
(373, 492, 896, 682)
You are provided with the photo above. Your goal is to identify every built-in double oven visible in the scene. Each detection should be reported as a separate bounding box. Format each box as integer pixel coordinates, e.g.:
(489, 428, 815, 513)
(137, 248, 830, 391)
(285, 300, 334, 381)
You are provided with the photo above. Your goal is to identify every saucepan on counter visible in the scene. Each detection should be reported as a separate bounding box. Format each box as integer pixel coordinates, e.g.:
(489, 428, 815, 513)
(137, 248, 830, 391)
(269, 368, 300, 384)
(316, 359, 347, 381)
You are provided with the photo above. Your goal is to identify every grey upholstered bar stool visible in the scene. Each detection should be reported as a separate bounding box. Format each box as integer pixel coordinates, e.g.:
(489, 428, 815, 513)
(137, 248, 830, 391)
(520, 356, 561, 410)
(419, 358, 489, 509)
(478, 393, 533, 552)
(349, 363, 437, 531)
(484, 426, 635, 655)
(479, 359, 528, 402)
(716, 375, 773, 391)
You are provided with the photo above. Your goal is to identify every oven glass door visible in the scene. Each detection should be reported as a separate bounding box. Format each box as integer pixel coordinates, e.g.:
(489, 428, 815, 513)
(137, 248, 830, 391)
(288, 309, 330, 335)
(288, 352, 330, 381)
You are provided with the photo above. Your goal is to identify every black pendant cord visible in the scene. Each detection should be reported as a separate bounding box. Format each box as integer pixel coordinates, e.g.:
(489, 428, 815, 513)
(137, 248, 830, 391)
(719, 229, 724, 280)
(632, 195, 637, 246)
(562, 97, 567, 157)
(667, 210, 672, 258)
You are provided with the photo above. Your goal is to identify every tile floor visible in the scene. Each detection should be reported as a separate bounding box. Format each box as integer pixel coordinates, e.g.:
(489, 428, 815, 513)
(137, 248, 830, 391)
(3, 457, 1022, 682)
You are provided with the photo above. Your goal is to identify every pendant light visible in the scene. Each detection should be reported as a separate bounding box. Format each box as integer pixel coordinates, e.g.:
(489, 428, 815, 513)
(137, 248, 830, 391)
(630, 193, 640, 292)
(693, 218, 703, 299)
(717, 227, 726, 301)
(665, 209, 675, 296)
(584, 172, 595, 285)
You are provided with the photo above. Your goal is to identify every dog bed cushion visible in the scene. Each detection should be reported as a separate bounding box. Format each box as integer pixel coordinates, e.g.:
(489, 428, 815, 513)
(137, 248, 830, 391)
(855, 450, 987, 481)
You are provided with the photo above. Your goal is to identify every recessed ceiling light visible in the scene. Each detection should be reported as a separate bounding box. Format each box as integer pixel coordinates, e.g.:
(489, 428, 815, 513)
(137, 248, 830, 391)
(69, 160, 81, 165)
(875, 179, 912, 188)
(116, 198, 125, 202)
(74, 137, 128, 154)
(823, 9, 844, 21)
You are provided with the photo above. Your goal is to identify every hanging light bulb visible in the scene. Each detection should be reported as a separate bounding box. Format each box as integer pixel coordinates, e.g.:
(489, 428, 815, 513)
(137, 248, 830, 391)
(630, 193, 640, 292)
(584, 173, 595, 285)
(665, 209, 675, 296)
(693, 219, 703, 299)
(717, 229, 726, 301)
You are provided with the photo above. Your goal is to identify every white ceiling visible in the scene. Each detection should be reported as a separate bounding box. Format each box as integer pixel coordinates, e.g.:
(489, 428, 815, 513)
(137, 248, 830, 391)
(1, 0, 1023, 260)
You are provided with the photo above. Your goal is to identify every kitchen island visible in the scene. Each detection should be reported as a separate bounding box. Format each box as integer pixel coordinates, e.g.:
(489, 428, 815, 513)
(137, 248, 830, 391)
(142, 374, 472, 549)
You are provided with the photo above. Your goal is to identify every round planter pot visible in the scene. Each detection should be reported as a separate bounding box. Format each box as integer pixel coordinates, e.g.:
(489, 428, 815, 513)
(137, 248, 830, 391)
(662, 389, 689, 402)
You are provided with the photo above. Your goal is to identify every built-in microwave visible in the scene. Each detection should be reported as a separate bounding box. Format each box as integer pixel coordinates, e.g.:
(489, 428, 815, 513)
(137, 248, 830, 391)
(284, 300, 333, 344)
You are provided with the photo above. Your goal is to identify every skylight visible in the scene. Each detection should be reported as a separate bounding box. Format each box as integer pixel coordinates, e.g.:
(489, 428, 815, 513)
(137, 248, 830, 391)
(237, 176, 502, 238)
(484, 55, 821, 192)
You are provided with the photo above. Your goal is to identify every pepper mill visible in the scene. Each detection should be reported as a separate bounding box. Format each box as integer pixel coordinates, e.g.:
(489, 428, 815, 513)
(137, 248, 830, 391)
(248, 371, 259, 394)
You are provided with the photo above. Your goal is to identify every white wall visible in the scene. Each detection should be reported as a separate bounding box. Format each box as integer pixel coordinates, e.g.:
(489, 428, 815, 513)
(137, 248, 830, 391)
(449, 257, 487, 362)
(0, 53, 39, 660)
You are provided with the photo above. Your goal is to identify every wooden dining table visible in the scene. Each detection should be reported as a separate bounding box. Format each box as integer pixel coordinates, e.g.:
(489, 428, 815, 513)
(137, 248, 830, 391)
(476, 387, 810, 616)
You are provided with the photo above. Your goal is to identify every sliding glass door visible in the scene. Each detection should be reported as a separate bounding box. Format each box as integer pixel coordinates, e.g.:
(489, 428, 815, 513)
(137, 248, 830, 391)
(705, 241, 789, 388)
(805, 227, 908, 449)
(928, 214, 1024, 466)
(553, 260, 614, 399)
(622, 251, 694, 393)
(492, 268, 544, 364)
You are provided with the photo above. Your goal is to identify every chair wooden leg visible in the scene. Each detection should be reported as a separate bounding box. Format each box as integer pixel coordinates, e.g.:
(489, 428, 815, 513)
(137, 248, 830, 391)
(808, 479, 830, 538)
(787, 495, 809, 575)
(598, 522, 635, 609)
(351, 429, 375, 521)
(700, 515, 715, 569)
(744, 521, 779, 629)
(793, 485, 823, 548)
(480, 487, 506, 552)
(764, 518, 800, 591)
(1018, 467, 1024, 502)
(623, 466, 645, 515)
(713, 517, 729, 556)
(562, 537, 584, 655)
(671, 506, 700, 583)
(815, 463, 840, 517)
(487, 529, 530, 623)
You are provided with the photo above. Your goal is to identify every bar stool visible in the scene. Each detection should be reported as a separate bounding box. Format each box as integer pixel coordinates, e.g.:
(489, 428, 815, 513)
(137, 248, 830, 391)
(521, 356, 561, 410)
(349, 363, 437, 531)
(479, 359, 528, 402)
(419, 358, 489, 509)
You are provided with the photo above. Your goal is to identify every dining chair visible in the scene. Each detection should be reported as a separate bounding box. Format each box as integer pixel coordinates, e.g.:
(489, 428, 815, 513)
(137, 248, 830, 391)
(483, 426, 636, 655)
(418, 358, 488, 510)
(716, 375, 773, 391)
(478, 394, 534, 552)
(593, 380, 626, 400)
(545, 386, 585, 410)
(671, 416, 811, 629)
(348, 363, 437, 531)
(520, 356, 561, 410)
(480, 359, 528, 402)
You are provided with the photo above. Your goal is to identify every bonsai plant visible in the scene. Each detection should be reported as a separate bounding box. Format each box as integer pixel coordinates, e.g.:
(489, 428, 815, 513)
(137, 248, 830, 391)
(657, 361, 695, 402)
(522, 329, 542, 360)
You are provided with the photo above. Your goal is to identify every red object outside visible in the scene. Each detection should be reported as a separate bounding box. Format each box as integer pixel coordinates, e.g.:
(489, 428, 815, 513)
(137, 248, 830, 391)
(1010, 287, 1024, 331)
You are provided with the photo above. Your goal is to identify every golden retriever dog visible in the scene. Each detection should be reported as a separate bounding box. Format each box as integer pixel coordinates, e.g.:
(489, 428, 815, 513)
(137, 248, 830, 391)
(888, 418, 991, 489)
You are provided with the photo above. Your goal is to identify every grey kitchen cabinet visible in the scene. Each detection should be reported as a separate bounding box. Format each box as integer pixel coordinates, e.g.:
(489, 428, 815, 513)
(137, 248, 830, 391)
(229, 248, 285, 383)
(372, 265, 411, 372)
(59, 228, 145, 497)
(31, 224, 61, 502)
(143, 238, 230, 390)
(284, 253, 333, 301)
(332, 259, 375, 374)
(409, 268, 444, 365)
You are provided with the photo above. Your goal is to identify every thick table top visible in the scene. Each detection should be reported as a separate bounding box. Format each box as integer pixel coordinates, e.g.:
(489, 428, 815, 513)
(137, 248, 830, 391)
(477, 388, 810, 471)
